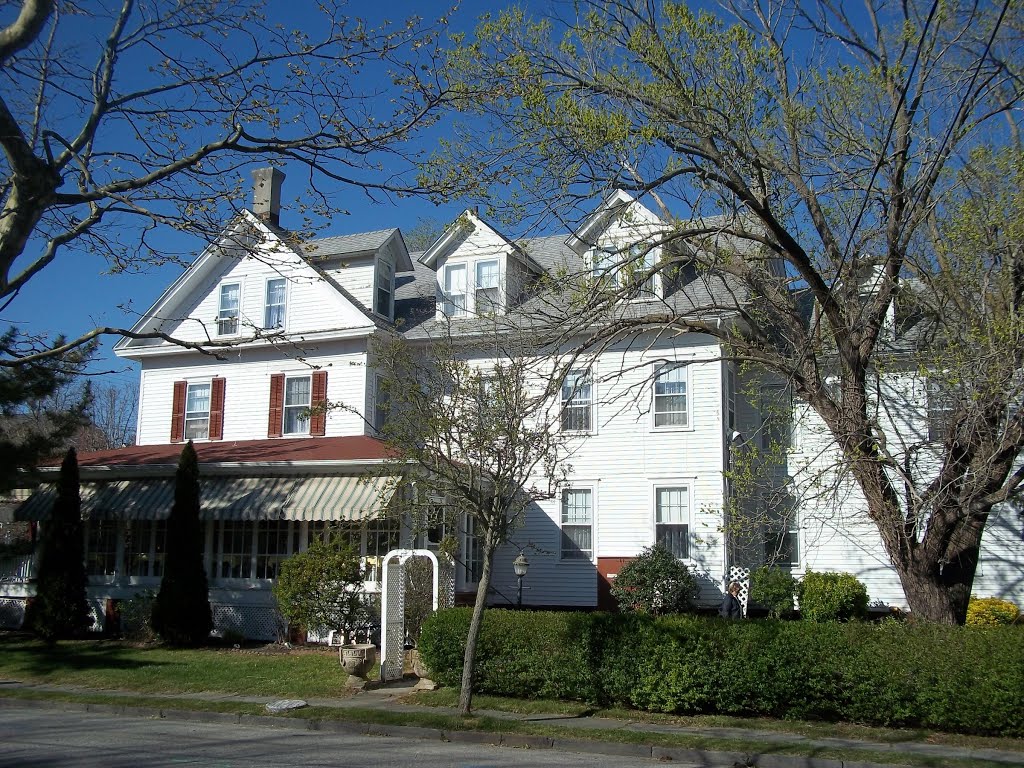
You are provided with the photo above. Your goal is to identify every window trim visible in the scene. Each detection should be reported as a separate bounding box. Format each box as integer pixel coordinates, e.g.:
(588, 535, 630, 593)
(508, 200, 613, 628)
(927, 379, 954, 443)
(264, 276, 287, 330)
(474, 258, 501, 315)
(374, 258, 395, 318)
(560, 368, 596, 434)
(184, 380, 212, 441)
(559, 485, 595, 562)
(217, 281, 242, 337)
(652, 362, 690, 431)
(440, 262, 468, 318)
(653, 483, 692, 561)
(282, 373, 313, 436)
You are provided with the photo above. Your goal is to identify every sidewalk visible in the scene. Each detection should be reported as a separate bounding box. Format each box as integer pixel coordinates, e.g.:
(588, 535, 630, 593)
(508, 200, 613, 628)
(2, 677, 1022, 768)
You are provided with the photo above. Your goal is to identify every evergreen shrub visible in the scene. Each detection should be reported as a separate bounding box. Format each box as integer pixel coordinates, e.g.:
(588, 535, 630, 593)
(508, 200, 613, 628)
(609, 544, 698, 615)
(966, 596, 1020, 627)
(798, 571, 868, 622)
(749, 566, 798, 618)
(418, 608, 1024, 736)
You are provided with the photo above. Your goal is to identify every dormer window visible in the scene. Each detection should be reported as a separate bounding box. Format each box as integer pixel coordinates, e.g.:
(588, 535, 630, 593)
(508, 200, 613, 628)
(475, 260, 500, 314)
(588, 243, 661, 299)
(375, 259, 394, 318)
(217, 282, 240, 336)
(441, 263, 467, 318)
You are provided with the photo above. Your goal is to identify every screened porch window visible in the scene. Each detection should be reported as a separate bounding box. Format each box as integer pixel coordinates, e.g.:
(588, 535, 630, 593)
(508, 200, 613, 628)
(85, 519, 118, 577)
(125, 521, 167, 578)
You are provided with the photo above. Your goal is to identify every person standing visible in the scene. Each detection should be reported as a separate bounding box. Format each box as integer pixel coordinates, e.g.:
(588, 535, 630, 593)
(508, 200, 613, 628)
(719, 581, 744, 619)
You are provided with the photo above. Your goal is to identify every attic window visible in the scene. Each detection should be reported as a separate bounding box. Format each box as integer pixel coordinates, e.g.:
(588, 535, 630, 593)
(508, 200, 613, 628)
(588, 244, 661, 299)
(375, 260, 394, 318)
(441, 263, 467, 318)
(475, 260, 500, 314)
(217, 282, 240, 336)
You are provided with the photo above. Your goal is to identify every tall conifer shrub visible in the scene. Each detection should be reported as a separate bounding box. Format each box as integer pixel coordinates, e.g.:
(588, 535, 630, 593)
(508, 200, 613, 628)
(152, 441, 213, 645)
(24, 447, 92, 641)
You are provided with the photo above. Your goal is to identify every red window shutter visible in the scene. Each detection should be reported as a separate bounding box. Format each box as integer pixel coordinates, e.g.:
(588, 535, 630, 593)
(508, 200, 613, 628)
(209, 377, 226, 441)
(170, 381, 186, 442)
(310, 370, 328, 436)
(268, 374, 285, 438)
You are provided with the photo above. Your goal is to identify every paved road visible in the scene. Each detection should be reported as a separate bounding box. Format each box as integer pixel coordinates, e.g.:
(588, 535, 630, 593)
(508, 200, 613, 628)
(0, 706, 714, 767)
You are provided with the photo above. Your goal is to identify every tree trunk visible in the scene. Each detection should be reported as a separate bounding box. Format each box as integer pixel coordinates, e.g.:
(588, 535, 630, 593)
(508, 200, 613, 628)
(457, 535, 497, 716)
(896, 523, 982, 625)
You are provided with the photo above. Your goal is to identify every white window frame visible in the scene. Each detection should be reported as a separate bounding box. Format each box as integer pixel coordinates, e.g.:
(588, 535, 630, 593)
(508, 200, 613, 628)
(184, 380, 212, 441)
(653, 484, 691, 561)
(372, 373, 389, 434)
(652, 363, 690, 430)
(440, 263, 468, 318)
(627, 243, 661, 300)
(474, 258, 501, 315)
(375, 258, 395, 318)
(927, 379, 953, 442)
(217, 281, 241, 336)
(282, 374, 312, 436)
(125, 521, 167, 580)
(559, 485, 595, 562)
(264, 277, 287, 330)
(560, 369, 595, 433)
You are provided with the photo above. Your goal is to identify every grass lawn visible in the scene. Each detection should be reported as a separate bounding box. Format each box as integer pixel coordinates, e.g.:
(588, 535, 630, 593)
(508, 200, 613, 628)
(0, 635, 348, 699)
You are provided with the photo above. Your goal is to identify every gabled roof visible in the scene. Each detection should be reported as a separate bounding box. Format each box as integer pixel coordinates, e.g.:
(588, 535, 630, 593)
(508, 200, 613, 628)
(418, 209, 545, 275)
(305, 227, 414, 272)
(566, 189, 664, 253)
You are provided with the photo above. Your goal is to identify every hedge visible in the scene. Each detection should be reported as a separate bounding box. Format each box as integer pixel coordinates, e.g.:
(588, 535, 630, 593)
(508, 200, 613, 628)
(418, 608, 1024, 736)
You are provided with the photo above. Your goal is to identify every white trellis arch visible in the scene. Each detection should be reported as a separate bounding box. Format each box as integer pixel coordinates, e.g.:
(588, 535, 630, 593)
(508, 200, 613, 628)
(379, 549, 449, 682)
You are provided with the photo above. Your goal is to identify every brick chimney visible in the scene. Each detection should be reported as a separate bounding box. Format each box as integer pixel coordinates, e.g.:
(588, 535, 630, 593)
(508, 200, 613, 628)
(252, 167, 285, 226)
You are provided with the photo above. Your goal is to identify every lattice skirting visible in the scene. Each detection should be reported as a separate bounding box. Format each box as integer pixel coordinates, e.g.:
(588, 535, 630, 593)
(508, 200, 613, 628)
(727, 565, 752, 613)
(211, 603, 285, 642)
(0, 597, 25, 629)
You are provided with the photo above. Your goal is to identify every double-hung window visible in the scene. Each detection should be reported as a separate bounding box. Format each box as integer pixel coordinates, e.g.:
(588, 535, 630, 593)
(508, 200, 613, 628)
(475, 260, 500, 314)
(560, 488, 593, 560)
(589, 246, 617, 287)
(627, 244, 659, 298)
(561, 370, 593, 432)
(264, 278, 286, 329)
(653, 363, 688, 428)
(283, 375, 312, 435)
(217, 282, 240, 336)
(184, 382, 211, 440)
(655, 486, 690, 559)
(927, 379, 953, 442)
(442, 264, 467, 317)
(375, 259, 394, 317)
(372, 374, 390, 433)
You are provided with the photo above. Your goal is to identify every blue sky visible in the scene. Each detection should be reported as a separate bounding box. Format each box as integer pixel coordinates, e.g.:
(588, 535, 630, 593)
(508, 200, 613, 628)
(3, 0, 533, 386)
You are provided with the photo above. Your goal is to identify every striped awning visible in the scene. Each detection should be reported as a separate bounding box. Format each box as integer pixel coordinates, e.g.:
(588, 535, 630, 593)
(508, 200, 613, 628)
(13, 474, 400, 522)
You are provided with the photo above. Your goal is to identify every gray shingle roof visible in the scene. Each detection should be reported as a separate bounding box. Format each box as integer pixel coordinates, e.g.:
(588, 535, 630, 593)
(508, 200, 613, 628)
(305, 229, 399, 259)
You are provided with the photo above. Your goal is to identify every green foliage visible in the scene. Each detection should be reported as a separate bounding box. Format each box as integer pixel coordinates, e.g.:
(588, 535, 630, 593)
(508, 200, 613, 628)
(23, 448, 92, 642)
(119, 590, 157, 642)
(609, 544, 697, 615)
(272, 532, 369, 641)
(966, 597, 1020, 627)
(152, 442, 213, 646)
(750, 567, 797, 618)
(798, 571, 868, 622)
(403, 555, 436, 647)
(0, 331, 94, 492)
(419, 608, 1024, 735)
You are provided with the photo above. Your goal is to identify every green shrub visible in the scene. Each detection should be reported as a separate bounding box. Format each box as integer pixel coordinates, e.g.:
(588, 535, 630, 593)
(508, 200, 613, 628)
(966, 596, 1020, 627)
(798, 571, 868, 622)
(119, 590, 157, 642)
(750, 567, 798, 618)
(609, 544, 698, 615)
(417, 608, 1024, 736)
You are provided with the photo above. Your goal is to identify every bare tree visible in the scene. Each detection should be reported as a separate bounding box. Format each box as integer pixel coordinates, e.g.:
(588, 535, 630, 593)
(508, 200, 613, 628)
(427, 0, 1024, 623)
(366, 321, 572, 714)
(82, 380, 138, 450)
(1, 0, 452, 365)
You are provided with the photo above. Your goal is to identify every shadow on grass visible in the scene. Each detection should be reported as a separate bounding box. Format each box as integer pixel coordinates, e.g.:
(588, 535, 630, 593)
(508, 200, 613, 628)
(0, 633, 175, 678)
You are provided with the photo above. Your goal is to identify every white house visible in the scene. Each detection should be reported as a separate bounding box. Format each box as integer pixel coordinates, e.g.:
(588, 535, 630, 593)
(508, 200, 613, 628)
(2, 170, 1021, 638)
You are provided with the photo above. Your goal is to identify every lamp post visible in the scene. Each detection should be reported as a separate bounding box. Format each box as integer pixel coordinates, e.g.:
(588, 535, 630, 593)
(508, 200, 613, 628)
(512, 552, 529, 608)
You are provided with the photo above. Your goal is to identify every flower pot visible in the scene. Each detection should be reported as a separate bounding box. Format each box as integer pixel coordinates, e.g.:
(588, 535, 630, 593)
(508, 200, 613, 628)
(339, 643, 376, 679)
(408, 649, 431, 679)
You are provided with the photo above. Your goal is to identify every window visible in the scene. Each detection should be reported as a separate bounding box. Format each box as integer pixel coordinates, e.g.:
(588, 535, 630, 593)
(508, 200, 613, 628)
(561, 370, 593, 432)
(589, 246, 617, 286)
(125, 521, 166, 578)
(655, 486, 690, 559)
(475, 260, 500, 314)
(375, 260, 394, 317)
(441, 263, 467, 317)
(590, 243, 661, 297)
(85, 519, 118, 577)
(264, 278, 286, 329)
(927, 380, 954, 442)
(217, 282, 240, 336)
(216, 521, 254, 578)
(726, 368, 736, 433)
(560, 488, 593, 560)
(653, 363, 688, 428)
(372, 374, 390, 433)
(184, 382, 211, 440)
(256, 521, 298, 580)
(463, 515, 484, 582)
(765, 519, 800, 567)
(283, 375, 311, 435)
(626, 243, 658, 298)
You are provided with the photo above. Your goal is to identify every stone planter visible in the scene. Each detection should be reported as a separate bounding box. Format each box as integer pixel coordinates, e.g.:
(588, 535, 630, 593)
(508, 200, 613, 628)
(407, 649, 438, 691)
(339, 643, 377, 684)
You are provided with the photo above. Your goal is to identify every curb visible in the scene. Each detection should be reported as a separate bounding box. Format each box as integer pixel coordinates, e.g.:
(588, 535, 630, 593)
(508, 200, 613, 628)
(0, 695, 908, 768)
